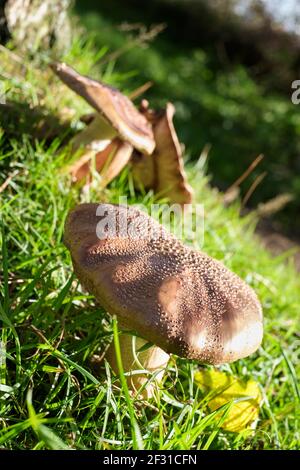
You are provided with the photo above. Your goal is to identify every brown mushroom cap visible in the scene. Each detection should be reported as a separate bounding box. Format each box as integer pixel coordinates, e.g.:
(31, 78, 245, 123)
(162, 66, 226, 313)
(67, 138, 133, 186)
(132, 102, 193, 205)
(64, 203, 263, 364)
(50, 62, 155, 155)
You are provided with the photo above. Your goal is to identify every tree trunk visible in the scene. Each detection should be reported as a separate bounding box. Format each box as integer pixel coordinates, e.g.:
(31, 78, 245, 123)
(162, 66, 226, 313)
(0, 0, 72, 54)
(0, 0, 9, 43)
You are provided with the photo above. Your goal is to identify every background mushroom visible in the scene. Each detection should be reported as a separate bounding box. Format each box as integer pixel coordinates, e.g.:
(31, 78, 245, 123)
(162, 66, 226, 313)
(51, 62, 155, 186)
(132, 101, 193, 205)
(51, 63, 193, 203)
(64, 203, 263, 398)
(67, 138, 133, 188)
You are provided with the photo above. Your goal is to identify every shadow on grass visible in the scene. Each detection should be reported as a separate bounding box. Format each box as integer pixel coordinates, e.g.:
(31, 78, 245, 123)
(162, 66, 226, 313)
(0, 100, 74, 145)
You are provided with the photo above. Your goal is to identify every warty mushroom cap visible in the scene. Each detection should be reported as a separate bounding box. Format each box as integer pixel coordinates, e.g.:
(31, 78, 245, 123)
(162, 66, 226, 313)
(64, 203, 263, 364)
(50, 62, 155, 156)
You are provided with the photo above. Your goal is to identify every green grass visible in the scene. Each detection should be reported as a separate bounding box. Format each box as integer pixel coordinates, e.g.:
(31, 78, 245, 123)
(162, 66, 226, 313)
(0, 29, 299, 450)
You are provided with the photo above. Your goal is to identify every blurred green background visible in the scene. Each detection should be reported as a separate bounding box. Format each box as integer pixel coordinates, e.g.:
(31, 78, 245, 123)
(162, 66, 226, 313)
(74, 0, 300, 236)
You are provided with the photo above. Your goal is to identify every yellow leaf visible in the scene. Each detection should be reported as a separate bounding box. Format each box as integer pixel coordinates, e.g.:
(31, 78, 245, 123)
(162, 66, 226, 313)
(194, 369, 261, 433)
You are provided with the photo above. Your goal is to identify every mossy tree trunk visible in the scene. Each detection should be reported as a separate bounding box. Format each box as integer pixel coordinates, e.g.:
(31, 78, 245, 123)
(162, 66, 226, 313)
(0, 0, 72, 54)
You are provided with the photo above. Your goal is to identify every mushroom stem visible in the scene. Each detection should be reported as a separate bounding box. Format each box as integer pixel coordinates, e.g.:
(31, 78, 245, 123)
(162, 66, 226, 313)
(66, 138, 133, 186)
(106, 332, 170, 399)
(71, 114, 117, 153)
